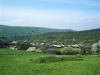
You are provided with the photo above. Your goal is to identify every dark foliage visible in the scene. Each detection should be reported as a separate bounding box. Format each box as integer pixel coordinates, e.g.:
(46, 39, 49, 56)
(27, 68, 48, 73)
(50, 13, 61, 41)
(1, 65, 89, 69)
(0, 37, 10, 48)
(80, 46, 91, 55)
(46, 49, 61, 55)
(18, 42, 33, 50)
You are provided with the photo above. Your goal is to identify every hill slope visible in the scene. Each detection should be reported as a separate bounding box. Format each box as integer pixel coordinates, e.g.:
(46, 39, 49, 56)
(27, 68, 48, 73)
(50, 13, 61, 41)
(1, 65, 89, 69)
(0, 25, 73, 37)
(0, 49, 100, 75)
(31, 28, 100, 44)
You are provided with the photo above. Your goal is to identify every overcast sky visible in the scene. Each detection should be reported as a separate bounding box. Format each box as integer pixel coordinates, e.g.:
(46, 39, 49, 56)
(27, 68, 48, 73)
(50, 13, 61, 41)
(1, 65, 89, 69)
(0, 0, 100, 30)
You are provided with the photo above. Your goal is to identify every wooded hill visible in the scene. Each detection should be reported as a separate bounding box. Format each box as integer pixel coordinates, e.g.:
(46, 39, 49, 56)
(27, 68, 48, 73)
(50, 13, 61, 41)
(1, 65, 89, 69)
(0, 25, 100, 45)
(0, 25, 73, 38)
(30, 28, 100, 45)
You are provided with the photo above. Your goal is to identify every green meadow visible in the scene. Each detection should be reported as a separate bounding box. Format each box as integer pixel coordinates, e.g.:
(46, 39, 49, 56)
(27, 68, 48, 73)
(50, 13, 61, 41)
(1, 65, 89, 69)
(0, 48, 100, 75)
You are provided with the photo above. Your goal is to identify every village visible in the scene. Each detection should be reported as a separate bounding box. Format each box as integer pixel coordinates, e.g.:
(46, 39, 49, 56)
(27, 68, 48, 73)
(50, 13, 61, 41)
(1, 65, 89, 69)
(9, 40, 100, 55)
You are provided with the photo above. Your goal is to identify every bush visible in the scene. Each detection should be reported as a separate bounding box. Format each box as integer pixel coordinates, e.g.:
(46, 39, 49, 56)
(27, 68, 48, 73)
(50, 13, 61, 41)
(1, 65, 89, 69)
(18, 42, 33, 50)
(38, 47, 61, 55)
(61, 48, 81, 55)
(38, 46, 48, 53)
(30, 56, 83, 63)
(46, 49, 61, 55)
(80, 46, 91, 55)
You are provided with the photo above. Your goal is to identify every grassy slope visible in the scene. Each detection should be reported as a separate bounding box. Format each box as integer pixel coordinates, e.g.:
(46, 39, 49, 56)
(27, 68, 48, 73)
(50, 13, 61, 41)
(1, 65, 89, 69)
(0, 48, 100, 75)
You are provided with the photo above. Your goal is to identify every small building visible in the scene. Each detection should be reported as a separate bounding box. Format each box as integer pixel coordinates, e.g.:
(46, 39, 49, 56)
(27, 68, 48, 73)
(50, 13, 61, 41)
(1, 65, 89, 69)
(12, 41, 17, 44)
(30, 43, 35, 46)
(40, 43, 45, 46)
(54, 45, 62, 48)
(10, 46, 17, 50)
(26, 47, 42, 53)
(71, 44, 79, 48)
(26, 47, 36, 52)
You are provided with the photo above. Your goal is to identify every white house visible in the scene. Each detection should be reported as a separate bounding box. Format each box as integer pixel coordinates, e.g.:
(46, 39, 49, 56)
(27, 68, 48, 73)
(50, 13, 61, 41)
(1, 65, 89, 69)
(26, 47, 36, 52)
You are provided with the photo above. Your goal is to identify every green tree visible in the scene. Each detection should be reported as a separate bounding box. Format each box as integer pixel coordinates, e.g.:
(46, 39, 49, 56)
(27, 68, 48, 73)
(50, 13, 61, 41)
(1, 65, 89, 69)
(18, 42, 33, 50)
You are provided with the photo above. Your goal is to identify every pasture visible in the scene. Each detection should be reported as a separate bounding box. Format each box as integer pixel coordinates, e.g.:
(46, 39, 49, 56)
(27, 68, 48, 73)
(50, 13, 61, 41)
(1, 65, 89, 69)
(0, 48, 100, 75)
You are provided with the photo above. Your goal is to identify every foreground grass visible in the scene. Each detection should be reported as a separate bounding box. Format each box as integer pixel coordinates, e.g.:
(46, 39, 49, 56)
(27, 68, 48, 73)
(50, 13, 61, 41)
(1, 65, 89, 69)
(0, 48, 100, 75)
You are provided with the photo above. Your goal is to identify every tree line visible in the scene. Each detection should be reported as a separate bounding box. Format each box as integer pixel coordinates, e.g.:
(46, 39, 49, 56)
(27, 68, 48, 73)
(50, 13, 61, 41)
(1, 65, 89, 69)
(30, 28, 100, 45)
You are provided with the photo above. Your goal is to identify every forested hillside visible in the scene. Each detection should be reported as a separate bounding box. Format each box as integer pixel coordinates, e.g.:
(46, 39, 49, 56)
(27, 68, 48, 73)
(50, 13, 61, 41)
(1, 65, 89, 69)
(0, 25, 73, 38)
(0, 25, 100, 45)
(31, 28, 100, 45)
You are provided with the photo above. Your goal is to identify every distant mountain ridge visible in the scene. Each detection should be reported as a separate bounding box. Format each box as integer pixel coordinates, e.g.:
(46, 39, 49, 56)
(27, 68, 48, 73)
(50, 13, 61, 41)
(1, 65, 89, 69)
(0, 25, 74, 37)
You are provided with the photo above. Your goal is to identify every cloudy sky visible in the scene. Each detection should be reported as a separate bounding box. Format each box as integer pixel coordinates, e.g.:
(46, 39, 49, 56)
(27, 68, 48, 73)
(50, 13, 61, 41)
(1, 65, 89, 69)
(0, 0, 100, 30)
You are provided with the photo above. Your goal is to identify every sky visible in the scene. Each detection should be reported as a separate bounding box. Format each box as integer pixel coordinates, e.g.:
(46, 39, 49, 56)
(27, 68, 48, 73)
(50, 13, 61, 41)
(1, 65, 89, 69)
(0, 0, 100, 30)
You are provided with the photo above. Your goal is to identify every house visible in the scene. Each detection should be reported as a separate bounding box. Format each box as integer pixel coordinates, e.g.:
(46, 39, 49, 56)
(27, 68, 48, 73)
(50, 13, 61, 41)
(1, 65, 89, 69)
(10, 46, 17, 50)
(67, 45, 71, 48)
(30, 43, 35, 46)
(26, 47, 36, 52)
(40, 43, 45, 46)
(26, 47, 42, 53)
(12, 41, 17, 44)
(54, 45, 62, 48)
(79, 44, 84, 47)
(71, 44, 79, 48)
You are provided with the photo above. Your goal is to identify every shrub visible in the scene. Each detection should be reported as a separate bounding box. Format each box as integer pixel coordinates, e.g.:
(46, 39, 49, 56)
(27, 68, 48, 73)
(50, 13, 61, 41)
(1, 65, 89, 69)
(61, 48, 81, 55)
(18, 42, 33, 50)
(46, 49, 61, 55)
(30, 56, 83, 63)
(38, 47, 61, 55)
(38, 46, 48, 53)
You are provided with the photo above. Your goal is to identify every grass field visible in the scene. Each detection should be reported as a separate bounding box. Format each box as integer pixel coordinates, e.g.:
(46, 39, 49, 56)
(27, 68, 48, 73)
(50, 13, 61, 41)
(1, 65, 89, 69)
(0, 48, 100, 75)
